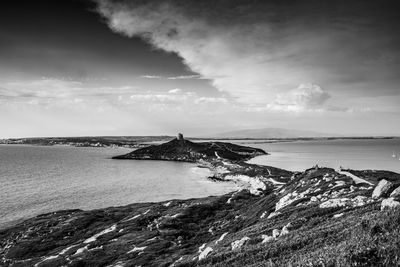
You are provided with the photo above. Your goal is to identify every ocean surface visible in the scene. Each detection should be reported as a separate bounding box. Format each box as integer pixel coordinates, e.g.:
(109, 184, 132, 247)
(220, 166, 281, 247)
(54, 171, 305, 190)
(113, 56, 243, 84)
(247, 138, 400, 173)
(0, 145, 237, 230)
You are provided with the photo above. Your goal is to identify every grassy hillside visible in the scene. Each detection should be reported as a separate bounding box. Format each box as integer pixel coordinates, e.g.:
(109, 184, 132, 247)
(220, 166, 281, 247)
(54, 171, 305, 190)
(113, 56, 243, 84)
(2, 166, 400, 266)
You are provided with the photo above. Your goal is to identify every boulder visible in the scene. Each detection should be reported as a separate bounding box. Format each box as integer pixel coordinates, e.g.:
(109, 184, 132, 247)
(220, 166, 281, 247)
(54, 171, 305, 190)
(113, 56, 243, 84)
(319, 198, 350, 208)
(280, 226, 290, 236)
(381, 198, 400, 211)
(261, 235, 274, 243)
(352, 196, 369, 207)
(372, 179, 393, 198)
(231, 237, 250, 251)
(199, 247, 213, 260)
(390, 186, 400, 197)
(272, 229, 280, 238)
(267, 211, 281, 219)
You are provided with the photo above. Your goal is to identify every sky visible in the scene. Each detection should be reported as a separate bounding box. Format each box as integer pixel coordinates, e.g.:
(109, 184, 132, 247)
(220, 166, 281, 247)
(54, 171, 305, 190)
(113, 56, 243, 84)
(0, 0, 399, 138)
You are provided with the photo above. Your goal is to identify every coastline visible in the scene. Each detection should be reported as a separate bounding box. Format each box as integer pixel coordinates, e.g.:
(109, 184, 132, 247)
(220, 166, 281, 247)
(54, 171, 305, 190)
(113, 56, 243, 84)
(1, 135, 398, 148)
(2, 139, 400, 266)
(2, 164, 400, 266)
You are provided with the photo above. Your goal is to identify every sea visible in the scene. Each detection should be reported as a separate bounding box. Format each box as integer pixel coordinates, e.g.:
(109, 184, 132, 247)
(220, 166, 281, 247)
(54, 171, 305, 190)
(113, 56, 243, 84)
(0, 145, 237, 230)
(1, 138, 399, 230)
(247, 138, 400, 173)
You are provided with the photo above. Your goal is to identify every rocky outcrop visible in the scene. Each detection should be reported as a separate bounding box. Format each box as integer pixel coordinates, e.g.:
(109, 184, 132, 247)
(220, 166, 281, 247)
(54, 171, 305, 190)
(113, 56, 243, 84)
(390, 186, 400, 197)
(272, 229, 281, 238)
(261, 235, 274, 243)
(319, 196, 373, 209)
(2, 150, 400, 267)
(372, 179, 393, 198)
(381, 198, 400, 210)
(231, 237, 250, 251)
(199, 246, 213, 260)
(113, 137, 267, 162)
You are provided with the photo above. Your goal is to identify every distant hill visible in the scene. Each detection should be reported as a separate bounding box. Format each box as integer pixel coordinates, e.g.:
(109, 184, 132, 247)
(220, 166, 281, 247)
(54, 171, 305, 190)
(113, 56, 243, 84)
(210, 127, 337, 139)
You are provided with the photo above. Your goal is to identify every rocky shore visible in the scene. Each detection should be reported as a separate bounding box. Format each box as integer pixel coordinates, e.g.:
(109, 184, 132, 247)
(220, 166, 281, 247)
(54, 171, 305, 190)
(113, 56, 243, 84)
(2, 138, 400, 266)
(113, 135, 289, 194)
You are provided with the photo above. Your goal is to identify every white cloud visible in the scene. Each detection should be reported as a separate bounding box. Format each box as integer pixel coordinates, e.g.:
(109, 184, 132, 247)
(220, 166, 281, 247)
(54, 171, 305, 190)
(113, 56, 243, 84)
(195, 97, 228, 104)
(140, 74, 201, 80)
(140, 75, 163, 79)
(256, 84, 331, 112)
(0, 78, 138, 107)
(95, 0, 311, 104)
(127, 88, 230, 112)
(167, 75, 201, 80)
(275, 84, 330, 108)
(168, 88, 182, 94)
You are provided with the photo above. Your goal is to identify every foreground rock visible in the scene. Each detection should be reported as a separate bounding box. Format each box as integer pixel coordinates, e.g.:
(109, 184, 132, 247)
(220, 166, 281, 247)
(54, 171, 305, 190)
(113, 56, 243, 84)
(381, 197, 400, 210)
(2, 164, 400, 266)
(372, 179, 394, 198)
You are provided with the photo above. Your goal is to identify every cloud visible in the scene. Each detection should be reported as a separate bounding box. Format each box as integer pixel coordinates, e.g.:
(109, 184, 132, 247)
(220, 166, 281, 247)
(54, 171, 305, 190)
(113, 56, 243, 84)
(140, 75, 163, 79)
(127, 88, 229, 111)
(140, 74, 201, 80)
(257, 84, 331, 112)
(194, 97, 228, 104)
(95, 0, 400, 104)
(168, 88, 182, 94)
(275, 84, 330, 108)
(94, 0, 293, 103)
(167, 75, 201, 80)
(0, 78, 138, 107)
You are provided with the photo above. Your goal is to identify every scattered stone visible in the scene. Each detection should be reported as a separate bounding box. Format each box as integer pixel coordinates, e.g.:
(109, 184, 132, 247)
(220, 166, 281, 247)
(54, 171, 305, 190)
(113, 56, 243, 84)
(372, 179, 393, 198)
(84, 224, 117, 243)
(215, 232, 228, 244)
(272, 229, 281, 238)
(333, 213, 344, 218)
(320, 196, 373, 209)
(276, 191, 306, 211)
(319, 198, 350, 208)
(199, 247, 213, 260)
(334, 181, 346, 187)
(198, 243, 207, 253)
(74, 245, 89, 255)
(231, 237, 250, 251)
(352, 196, 371, 207)
(163, 201, 172, 207)
(261, 235, 274, 243)
(127, 246, 146, 254)
(390, 186, 400, 197)
(381, 198, 400, 210)
(267, 211, 281, 219)
(281, 226, 290, 236)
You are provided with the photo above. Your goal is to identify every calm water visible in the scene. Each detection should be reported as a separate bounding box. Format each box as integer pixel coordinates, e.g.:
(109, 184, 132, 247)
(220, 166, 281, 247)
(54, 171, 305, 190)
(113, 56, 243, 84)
(1, 139, 399, 230)
(247, 138, 400, 173)
(0, 145, 237, 230)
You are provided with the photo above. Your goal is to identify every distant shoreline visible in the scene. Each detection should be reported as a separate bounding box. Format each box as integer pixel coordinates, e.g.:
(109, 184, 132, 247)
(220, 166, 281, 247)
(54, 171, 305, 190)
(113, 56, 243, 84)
(0, 135, 398, 148)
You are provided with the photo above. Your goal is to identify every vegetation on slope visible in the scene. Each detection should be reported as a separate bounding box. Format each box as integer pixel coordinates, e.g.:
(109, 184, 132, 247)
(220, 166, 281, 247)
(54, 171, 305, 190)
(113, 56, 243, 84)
(2, 165, 400, 266)
(113, 137, 267, 162)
